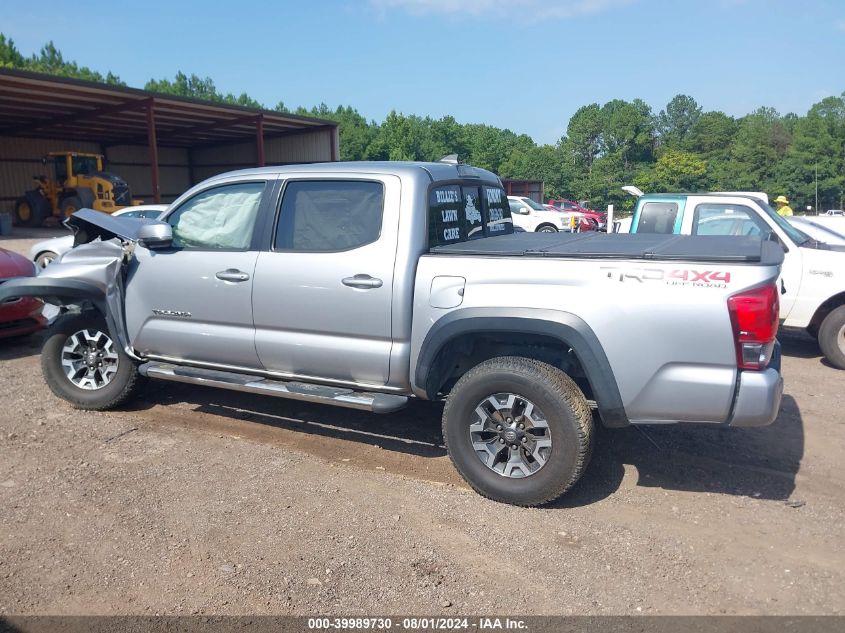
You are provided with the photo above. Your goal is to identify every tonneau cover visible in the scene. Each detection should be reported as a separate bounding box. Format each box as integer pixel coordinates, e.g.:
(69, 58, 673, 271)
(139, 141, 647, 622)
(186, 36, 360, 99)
(431, 232, 784, 265)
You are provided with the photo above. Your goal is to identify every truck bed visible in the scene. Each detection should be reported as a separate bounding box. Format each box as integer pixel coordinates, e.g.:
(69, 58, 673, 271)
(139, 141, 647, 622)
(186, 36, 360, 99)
(431, 232, 784, 265)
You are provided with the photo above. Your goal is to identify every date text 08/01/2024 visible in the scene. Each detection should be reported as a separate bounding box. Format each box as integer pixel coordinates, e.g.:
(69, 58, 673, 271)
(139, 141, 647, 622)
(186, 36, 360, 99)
(307, 617, 528, 630)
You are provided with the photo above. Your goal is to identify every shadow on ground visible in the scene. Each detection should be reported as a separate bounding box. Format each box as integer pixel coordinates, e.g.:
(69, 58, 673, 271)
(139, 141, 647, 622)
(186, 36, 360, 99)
(137, 378, 804, 508)
(0, 331, 45, 362)
(556, 394, 804, 508)
(139, 381, 448, 460)
(779, 329, 823, 360)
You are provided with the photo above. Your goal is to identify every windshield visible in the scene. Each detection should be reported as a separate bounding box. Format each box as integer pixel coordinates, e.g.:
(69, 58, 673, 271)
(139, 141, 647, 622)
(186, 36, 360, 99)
(523, 198, 545, 211)
(795, 220, 845, 244)
(72, 156, 100, 175)
(119, 209, 164, 219)
(757, 200, 811, 244)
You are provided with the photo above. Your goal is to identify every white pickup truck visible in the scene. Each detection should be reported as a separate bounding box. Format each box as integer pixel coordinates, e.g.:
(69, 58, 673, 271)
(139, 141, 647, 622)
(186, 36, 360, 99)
(621, 192, 845, 368)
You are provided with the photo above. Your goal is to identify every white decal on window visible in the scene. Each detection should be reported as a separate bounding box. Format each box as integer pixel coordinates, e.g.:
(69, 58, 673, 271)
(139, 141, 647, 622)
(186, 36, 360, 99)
(436, 189, 460, 204)
(465, 194, 482, 224)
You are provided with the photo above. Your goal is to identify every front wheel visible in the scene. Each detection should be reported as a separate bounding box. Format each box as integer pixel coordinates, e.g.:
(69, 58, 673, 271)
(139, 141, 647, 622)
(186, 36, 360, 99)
(818, 305, 845, 370)
(442, 357, 593, 506)
(41, 313, 144, 410)
(35, 251, 59, 269)
(60, 196, 83, 218)
(536, 224, 558, 233)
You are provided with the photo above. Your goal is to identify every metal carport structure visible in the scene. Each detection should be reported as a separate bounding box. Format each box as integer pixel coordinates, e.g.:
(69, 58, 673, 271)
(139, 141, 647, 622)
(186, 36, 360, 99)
(0, 68, 338, 207)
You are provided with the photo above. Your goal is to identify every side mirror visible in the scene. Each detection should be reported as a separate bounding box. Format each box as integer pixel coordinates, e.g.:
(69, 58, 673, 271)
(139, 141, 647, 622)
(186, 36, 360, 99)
(519, 207, 531, 215)
(137, 221, 173, 249)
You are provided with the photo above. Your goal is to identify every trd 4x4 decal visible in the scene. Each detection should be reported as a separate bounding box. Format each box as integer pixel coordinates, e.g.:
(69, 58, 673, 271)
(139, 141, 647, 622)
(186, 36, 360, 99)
(601, 267, 732, 287)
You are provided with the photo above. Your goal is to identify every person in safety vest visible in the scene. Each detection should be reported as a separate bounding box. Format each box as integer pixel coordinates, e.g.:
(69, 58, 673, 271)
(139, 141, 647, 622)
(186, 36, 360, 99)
(774, 195, 793, 217)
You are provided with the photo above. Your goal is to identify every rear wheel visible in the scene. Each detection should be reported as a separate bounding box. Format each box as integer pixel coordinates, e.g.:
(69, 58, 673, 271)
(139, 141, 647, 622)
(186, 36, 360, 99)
(14, 197, 33, 226)
(442, 356, 593, 506)
(536, 224, 558, 233)
(15, 193, 51, 227)
(41, 313, 143, 410)
(60, 196, 83, 218)
(818, 305, 845, 370)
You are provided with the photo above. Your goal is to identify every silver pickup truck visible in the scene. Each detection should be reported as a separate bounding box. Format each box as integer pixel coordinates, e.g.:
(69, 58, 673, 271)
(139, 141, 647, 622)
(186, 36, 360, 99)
(0, 161, 785, 506)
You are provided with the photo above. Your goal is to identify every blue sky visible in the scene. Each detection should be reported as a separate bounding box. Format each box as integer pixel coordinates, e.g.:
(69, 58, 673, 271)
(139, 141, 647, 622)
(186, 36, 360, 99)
(2, 0, 844, 144)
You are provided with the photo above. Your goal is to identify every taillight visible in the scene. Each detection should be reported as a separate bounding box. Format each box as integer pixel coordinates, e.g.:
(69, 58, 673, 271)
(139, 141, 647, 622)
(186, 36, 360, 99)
(727, 284, 779, 370)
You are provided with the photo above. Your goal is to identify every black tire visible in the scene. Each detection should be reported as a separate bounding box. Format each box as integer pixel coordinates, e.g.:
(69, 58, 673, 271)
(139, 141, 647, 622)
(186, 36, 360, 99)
(35, 251, 59, 269)
(60, 196, 83, 218)
(41, 312, 144, 410)
(13, 197, 34, 227)
(442, 356, 593, 506)
(818, 305, 845, 370)
(14, 193, 50, 228)
(536, 224, 558, 233)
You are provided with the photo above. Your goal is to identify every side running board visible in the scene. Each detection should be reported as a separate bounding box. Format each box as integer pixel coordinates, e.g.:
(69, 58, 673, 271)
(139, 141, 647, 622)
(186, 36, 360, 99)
(138, 362, 409, 414)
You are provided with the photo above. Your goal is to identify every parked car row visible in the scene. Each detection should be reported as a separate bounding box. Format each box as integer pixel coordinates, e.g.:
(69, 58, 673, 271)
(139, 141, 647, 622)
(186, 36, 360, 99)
(547, 199, 608, 231)
(507, 196, 599, 233)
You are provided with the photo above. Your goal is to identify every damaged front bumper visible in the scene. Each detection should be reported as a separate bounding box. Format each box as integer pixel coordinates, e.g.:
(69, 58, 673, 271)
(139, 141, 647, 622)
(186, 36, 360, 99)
(0, 209, 146, 358)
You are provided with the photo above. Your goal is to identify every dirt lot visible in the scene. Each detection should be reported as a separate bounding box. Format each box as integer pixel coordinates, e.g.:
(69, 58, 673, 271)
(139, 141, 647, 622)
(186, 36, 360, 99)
(0, 230, 843, 616)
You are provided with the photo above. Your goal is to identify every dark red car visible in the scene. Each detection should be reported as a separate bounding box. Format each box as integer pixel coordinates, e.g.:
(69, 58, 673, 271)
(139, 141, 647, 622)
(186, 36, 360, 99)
(0, 246, 46, 338)
(548, 199, 607, 231)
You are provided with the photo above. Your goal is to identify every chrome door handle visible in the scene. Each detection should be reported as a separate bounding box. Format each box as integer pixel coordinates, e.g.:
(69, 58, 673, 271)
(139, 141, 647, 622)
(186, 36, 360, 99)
(342, 274, 383, 289)
(216, 269, 250, 282)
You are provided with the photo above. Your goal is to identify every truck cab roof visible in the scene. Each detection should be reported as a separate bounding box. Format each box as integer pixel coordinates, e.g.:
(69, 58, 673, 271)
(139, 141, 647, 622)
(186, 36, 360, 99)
(203, 161, 503, 186)
(638, 192, 768, 204)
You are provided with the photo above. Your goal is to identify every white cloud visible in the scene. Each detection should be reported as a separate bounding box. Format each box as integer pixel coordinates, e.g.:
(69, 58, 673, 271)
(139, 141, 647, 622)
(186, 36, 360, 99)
(368, 0, 635, 21)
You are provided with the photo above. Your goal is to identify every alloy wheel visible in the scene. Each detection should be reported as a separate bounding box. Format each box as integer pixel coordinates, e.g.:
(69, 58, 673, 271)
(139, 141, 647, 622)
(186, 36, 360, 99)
(469, 393, 552, 478)
(60, 328, 120, 390)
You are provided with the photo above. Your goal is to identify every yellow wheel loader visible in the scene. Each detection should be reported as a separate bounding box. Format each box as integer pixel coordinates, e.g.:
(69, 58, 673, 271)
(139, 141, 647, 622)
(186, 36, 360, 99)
(13, 152, 140, 227)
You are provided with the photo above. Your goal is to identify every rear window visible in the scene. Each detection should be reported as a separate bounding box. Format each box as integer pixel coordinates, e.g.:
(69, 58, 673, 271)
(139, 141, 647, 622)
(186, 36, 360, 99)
(484, 186, 512, 235)
(429, 184, 513, 247)
(636, 202, 678, 234)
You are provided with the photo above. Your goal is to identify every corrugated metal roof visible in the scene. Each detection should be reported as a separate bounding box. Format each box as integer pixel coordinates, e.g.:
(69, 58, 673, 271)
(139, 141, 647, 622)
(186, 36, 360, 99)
(0, 68, 337, 148)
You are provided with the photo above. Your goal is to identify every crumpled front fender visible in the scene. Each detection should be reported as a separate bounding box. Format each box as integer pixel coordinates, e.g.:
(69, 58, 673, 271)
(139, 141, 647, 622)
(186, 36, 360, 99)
(0, 239, 139, 360)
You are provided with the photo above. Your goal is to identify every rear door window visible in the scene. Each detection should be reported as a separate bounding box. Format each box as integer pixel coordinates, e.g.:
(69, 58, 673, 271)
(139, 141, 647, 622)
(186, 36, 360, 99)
(429, 184, 513, 247)
(275, 180, 384, 252)
(636, 202, 678, 234)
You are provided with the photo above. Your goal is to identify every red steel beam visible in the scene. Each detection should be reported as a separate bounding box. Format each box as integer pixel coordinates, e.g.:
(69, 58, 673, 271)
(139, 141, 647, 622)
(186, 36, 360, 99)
(256, 115, 265, 167)
(146, 101, 161, 204)
(330, 126, 338, 161)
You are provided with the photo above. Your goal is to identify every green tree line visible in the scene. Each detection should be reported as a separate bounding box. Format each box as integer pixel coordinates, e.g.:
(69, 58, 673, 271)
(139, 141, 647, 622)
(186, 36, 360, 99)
(3, 35, 844, 211)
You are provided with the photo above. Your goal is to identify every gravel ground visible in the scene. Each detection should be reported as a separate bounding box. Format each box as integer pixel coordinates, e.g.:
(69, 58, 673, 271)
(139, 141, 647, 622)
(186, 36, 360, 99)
(0, 230, 843, 616)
